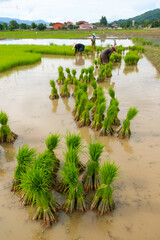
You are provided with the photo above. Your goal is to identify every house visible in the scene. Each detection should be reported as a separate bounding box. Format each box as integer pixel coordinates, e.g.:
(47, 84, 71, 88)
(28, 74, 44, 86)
(76, 21, 89, 25)
(46, 26, 54, 30)
(67, 21, 73, 26)
(53, 22, 66, 30)
(111, 22, 119, 29)
(79, 23, 94, 30)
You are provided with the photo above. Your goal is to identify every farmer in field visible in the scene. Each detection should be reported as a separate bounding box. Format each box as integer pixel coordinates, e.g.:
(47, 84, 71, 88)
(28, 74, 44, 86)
(100, 45, 116, 64)
(91, 33, 96, 49)
(72, 43, 85, 56)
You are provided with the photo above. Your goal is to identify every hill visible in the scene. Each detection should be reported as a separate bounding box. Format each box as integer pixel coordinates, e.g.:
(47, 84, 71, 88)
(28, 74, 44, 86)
(114, 8, 160, 25)
(0, 17, 49, 25)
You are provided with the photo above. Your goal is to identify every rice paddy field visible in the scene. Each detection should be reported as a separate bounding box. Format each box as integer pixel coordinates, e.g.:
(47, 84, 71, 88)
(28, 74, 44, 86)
(0, 38, 160, 240)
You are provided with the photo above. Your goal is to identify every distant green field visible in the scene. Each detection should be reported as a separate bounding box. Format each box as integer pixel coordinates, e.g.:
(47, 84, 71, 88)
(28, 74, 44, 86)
(0, 29, 159, 39)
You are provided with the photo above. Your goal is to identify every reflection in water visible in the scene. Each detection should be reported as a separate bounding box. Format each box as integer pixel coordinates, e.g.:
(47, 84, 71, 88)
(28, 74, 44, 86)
(62, 98, 71, 112)
(119, 139, 133, 153)
(73, 56, 85, 66)
(51, 99, 59, 113)
(123, 65, 139, 75)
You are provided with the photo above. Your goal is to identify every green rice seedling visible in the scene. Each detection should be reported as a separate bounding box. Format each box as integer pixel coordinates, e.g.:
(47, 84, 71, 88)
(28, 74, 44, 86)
(49, 80, 59, 100)
(72, 88, 84, 116)
(129, 45, 144, 53)
(79, 68, 85, 82)
(94, 59, 98, 68)
(97, 65, 105, 82)
(124, 51, 140, 65)
(108, 88, 120, 125)
(91, 102, 106, 130)
(60, 79, 70, 98)
(75, 93, 88, 122)
(88, 66, 95, 82)
(109, 52, 122, 63)
(57, 66, 66, 84)
(117, 107, 138, 139)
(97, 57, 101, 66)
(78, 101, 93, 128)
(20, 167, 59, 226)
(104, 63, 112, 78)
(83, 68, 89, 83)
(0, 111, 17, 143)
(91, 85, 105, 117)
(11, 145, 36, 192)
(70, 69, 77, 84)
(61, 162, 87, 213)
(83, 141, 104, 191)
(116, 45, 126, 54)
(65, 68, 72, 82)
(65, 131, 85, 170)
(90, 80, 98, 102)
(91, 160, 120, 215)
(45, 133, 61, 170)
(79, 82, 88, 93)
(72, 78, 80, 98)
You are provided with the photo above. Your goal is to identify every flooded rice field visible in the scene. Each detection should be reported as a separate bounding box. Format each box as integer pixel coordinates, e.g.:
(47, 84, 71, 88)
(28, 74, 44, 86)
(0, 51, 160, 240)
(0, 38, 133, 47)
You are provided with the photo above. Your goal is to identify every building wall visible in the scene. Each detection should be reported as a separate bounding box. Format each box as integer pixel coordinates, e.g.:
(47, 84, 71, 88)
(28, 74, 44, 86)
(53, 23, 65, 30)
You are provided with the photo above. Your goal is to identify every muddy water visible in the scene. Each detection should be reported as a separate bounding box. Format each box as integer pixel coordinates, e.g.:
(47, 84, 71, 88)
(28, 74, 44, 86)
(0, 53, 160, 240)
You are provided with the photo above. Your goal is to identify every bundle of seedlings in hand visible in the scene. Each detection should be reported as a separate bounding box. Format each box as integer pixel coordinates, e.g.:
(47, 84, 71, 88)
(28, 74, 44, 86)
(57, 66, 65, 84)
(83, 141, 104, 191)
(61, 162, 87, 213)
(11, 144, 36, 192)
(108, 87, 120, 125)
(45, 133, 61, 171)
(71, 69, 77, 84)
(65, 68, 72, 82)
(109, 52, 122, 63)
(49, 80, 59, 100)
(117, 107, 138, 139)
(91, 102, 106, 130)
(65, 131, 85, 171)
(124, 51, 140, 65)
(90, 80, 98, 102)
(60, 79, 70, 98)
(20, 166, 59, 227)
(91, 160, 120, 215)
(0, 111, 17, 143)
(78, 100, 93, 127)
(88, 66, 95, 82)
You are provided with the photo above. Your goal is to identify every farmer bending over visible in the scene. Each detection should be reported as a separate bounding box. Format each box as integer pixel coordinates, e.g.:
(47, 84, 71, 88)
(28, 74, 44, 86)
(100, 46, 116, 64)
(72, 43, 85, 56)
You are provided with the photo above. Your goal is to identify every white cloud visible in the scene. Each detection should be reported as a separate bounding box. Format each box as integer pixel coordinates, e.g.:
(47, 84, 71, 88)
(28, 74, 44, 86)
(0, 0, 159, 23)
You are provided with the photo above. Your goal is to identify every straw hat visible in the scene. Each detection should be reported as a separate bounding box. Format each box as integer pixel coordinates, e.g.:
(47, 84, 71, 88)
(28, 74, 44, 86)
(72, 44, 76, 50)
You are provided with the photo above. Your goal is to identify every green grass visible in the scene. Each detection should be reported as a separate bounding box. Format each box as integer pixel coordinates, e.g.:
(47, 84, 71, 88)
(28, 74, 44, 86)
(0, 44, 75, 73)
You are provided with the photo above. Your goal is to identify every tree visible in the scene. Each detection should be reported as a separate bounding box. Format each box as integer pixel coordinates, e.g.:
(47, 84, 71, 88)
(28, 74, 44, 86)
(2, 22, 8, 30)
(19, 23, 27, 29)
(31, 22, 37, 29)
(37, 23, 46, 31)
(0, 24, 3, 30)
(9, 20, 19, 29)
(100, 16, 107, 26)
(49, 22, 53, 26)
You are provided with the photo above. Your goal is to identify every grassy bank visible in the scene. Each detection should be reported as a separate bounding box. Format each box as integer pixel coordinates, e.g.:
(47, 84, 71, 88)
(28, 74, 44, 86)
(0, 45, 75, 72)
(0, 28, 160, 39)
(133, 37, 160, 73)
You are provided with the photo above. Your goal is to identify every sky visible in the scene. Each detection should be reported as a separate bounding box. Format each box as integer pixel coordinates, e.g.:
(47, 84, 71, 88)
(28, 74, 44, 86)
(0, 0, 160, 23)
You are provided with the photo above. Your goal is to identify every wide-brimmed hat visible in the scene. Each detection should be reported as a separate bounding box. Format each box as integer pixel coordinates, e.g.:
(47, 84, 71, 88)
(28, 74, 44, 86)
(72, 44, 76, 50)
(93, 33, 96, 36)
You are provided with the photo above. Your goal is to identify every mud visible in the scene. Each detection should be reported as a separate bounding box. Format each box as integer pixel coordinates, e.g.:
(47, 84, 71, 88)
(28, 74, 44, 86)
(0, 52, 160, 240)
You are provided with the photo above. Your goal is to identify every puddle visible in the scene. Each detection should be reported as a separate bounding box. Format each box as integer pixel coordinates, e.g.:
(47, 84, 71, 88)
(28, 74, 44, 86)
(0, 53, 160, 240)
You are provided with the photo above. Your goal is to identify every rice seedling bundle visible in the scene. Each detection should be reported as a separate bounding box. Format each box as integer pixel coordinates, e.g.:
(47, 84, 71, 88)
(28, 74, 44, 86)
(11, 144, 36, 192)
(0, 111, 17, 143)
(91, 102, 106, 130)
(65, 68, 72, 82)
(60, 79, 70, 98)
(72, 88, 84, 116)
(78, 101, 93, 127)
(79, 68, 85, 82)
(49, 80, 59, 100)
(57, 66, 66, 84)
(124, 51, 140, 65)
(71, 69, 77, 84)
(83, 141, 104, 191)
(91, 160, 120, 215)
(117, 107, 138, 139)
(74, 93, 88, 122)
(129, 45, 144, 53)
(109, 52, 122, 63)
(90, 80, 98, 102)
(116, 45, 126, 54)
(88, 66, 95, 82)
